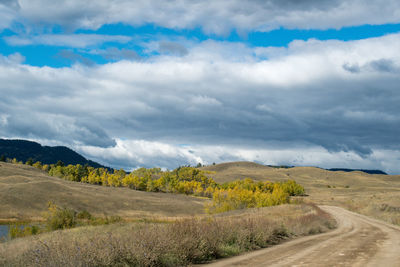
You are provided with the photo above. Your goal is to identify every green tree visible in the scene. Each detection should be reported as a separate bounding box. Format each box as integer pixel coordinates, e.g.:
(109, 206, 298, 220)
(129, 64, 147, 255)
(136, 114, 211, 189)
(26, 158, 33, 166)
(32, 161, 43, 169)
(56, 160, 64, 167)
(45, 202, 76, 230)
(0, 155, 5, 162)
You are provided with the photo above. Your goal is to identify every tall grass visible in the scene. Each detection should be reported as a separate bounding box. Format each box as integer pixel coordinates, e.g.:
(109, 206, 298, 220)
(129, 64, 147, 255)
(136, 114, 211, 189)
(0, 204, 335, 266)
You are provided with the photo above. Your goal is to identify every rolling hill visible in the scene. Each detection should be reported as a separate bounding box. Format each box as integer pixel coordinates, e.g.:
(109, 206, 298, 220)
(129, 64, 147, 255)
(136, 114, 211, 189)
(0, 139, 106, 168)
(0, 162, 205, 221)
(1, 160, 400, 265)
(201, 161, 400, 225)
(1, 159, 399, 225)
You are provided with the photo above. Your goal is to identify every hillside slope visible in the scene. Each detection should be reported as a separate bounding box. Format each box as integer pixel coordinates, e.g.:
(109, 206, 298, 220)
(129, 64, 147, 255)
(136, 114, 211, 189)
(0, 162, 205, 221)
(0, 139, 106, 168)
(201, 161, 398, 192)
(202, 161, 400, 225)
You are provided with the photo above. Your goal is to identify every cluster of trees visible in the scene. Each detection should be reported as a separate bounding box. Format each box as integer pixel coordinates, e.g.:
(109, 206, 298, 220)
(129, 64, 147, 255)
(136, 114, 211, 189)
(207, 183, 292, 213)
(46, 164, 217, 196)
(0, 156, 24, 164)
(9, 159, 305, 213)
(206, 178, 305, 213)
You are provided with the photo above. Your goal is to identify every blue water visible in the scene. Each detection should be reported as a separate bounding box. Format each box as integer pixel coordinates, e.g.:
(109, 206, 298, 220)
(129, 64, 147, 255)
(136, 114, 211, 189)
(0, 225, 9, 241)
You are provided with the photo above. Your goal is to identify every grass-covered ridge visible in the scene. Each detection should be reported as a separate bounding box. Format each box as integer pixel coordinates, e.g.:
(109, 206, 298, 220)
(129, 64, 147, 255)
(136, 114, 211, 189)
(0, 161, 206, 221)
(30, 161, 305, 213)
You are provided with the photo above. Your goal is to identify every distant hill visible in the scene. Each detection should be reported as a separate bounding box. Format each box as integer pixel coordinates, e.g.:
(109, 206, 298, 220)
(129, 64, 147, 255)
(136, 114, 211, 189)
(203, 161, 388, 176)
(327, 168, 387, 175)
(266, 165, 388, 175)
(0, 139, 106, 168)
(200, 161, 399, 199)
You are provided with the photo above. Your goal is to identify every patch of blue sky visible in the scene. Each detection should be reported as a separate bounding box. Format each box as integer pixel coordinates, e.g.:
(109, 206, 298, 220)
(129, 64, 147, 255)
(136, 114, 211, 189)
(84, 22, 400, 46)
(1, 22, 399, 67)
(0, 38, 126, 67)
(247, 23, 400, 47)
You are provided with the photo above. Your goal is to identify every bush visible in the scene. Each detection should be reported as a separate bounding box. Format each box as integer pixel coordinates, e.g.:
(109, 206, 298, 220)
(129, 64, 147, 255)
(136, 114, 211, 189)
(9, 225, 40, 239)
(281, 180, 305, 196)
(76, 210, 92, 220)
(25, 158, 33, 166)
(45, 202, 77, 230)
(32, 161, 42, 169)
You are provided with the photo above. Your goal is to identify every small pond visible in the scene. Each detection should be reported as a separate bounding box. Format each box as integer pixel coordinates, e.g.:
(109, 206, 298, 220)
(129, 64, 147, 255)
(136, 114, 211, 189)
(0, 224, 10, 241)
(0, 224, 37, 242)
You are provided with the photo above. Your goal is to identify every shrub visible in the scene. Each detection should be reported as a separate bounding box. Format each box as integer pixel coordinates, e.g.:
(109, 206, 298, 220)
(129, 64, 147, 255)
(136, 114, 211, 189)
(9, 225, 40, 239)
(281, 180, 305, 196)
(32, 161, 42, 169)
(25, 158, 33, 166)
(76, 210, 92, 220)
(45, 202, 77, 230)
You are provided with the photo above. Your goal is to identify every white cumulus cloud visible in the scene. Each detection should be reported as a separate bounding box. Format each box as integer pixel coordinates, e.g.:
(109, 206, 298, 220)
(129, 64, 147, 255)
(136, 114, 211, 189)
(1, 33, 400, 172)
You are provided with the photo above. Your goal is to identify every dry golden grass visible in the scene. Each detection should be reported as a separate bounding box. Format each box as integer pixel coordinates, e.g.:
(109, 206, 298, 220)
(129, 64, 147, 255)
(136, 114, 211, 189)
(202, 161, 400, 225)
(0, 161, 339, 266)
(0, 162, 205, 221)
(0, 204, 335, 266)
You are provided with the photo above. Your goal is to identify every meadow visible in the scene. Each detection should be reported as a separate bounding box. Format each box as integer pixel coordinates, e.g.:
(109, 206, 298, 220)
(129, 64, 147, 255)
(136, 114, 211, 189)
(0, 204, 335, 266)
(0, 162, 205, 222)
(2, 160, 399, 266)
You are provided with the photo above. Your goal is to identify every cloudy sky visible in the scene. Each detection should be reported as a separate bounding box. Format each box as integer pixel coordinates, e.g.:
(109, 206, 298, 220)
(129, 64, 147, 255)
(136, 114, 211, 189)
(1, 0, 400, 173)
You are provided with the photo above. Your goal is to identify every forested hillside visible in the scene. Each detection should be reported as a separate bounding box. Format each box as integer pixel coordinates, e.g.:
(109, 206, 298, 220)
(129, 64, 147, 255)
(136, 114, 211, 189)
(0, 139, 105, 168)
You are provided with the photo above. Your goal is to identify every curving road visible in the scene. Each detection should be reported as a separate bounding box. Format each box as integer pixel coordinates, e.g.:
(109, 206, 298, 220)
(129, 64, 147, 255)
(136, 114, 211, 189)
(206, 206, 400, 267)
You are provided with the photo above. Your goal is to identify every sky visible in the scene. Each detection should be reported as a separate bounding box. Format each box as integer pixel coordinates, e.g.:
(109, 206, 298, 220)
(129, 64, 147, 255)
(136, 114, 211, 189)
(0, 0, 400, 173)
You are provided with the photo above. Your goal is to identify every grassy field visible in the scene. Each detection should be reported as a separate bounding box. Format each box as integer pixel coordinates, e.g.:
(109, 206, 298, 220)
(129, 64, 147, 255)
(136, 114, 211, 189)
(2, 160, 399, 265)
(0, 162, 205, 222)
(202, 161, 400, 225)
(0, 204, 335, 266)
(2, 160, 399, 224)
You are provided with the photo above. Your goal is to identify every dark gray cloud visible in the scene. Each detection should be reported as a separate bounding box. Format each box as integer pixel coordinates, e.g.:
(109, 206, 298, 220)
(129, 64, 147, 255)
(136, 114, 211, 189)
(342, 63, 361, 73)
(343, 58, 399, 74)
(261, 0, 341, 11)
(1, 1, 400, 34)
(0, 0, 19, 10)
(58, 48, 140, 64)
(5, 34, 131, 48)
(97, 48, 140, 61)
(0, 113, 115, 148)
(368, 59, 398, 73)
(159, 41, 188, 56)
(56, 50, 94, 66)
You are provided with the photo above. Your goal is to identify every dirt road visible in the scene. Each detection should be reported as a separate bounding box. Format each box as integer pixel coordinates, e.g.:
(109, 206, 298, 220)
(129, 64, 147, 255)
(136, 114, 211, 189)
(206, 206, 400, 266)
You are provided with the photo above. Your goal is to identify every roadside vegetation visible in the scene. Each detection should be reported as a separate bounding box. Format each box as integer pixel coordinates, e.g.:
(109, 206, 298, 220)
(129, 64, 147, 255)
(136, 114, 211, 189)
(0, 204, 335, 266)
